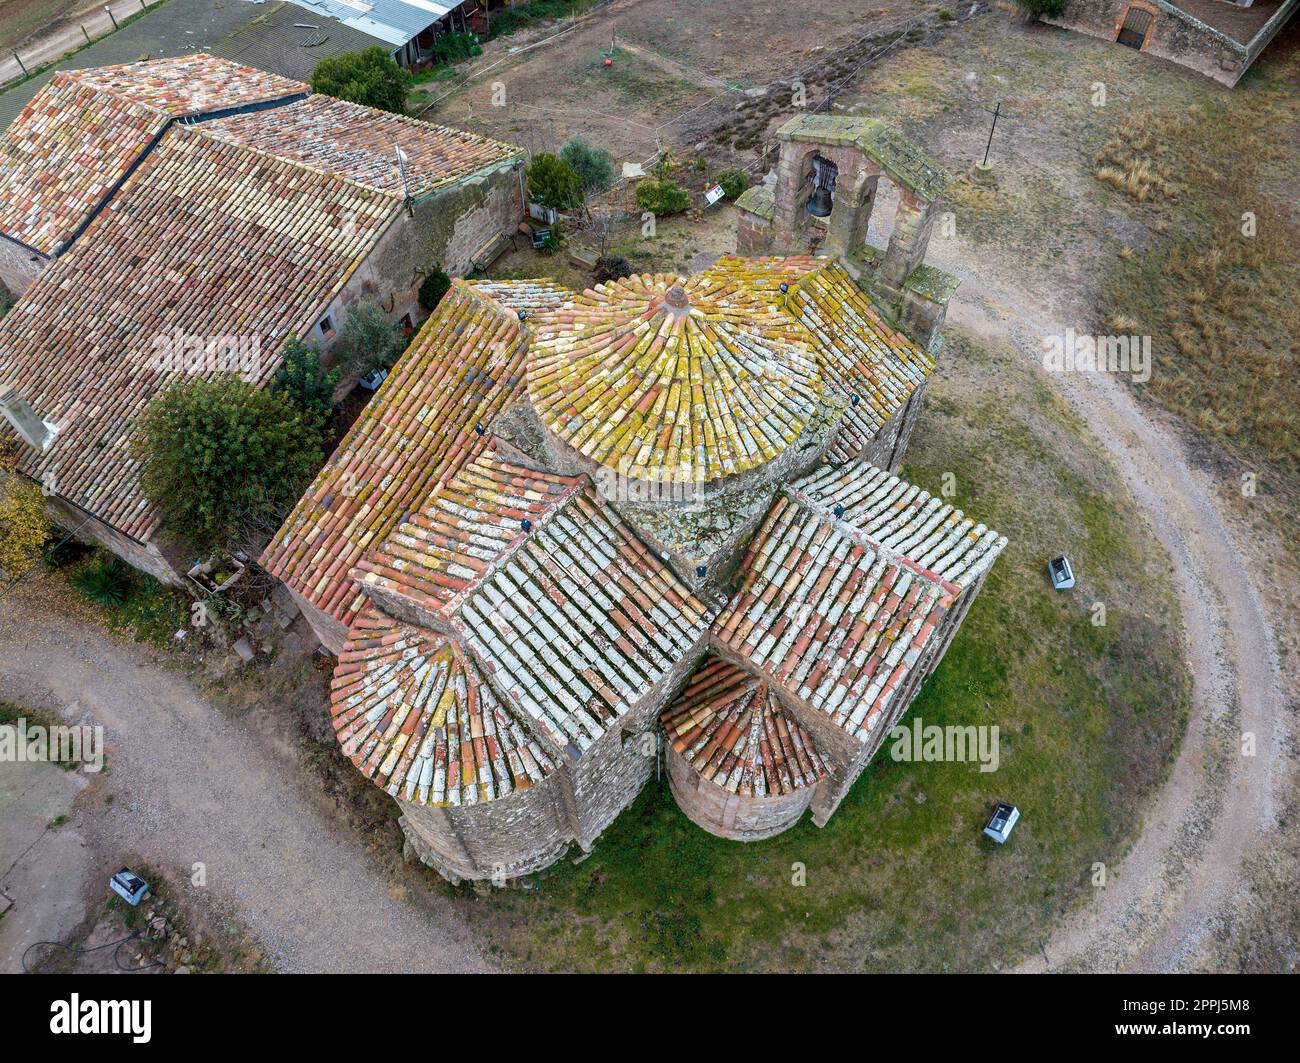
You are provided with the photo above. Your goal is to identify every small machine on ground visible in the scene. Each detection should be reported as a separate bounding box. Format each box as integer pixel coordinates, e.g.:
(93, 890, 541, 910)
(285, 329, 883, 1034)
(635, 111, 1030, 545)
(983, 802, 1020, 844)
(109, 868, 151, 906)
(1048, 555, 1075, 590)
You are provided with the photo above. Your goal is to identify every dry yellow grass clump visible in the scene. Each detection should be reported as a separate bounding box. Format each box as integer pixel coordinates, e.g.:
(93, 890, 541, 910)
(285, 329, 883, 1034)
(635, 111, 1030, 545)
(1094, 114, 1181, 202)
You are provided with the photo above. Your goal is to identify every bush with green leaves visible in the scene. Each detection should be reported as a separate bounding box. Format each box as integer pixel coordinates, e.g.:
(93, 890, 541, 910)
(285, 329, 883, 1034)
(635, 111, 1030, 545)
(311, 47, 412, 114)
(333, 301, 407, 375)
(428, 31, 481, 65)
(135, 376, 324, 552)
(527, 152, 583, 211)
(560, 137, 614, 195)
(419, 266, 452, 312)
(72, 557, 130, 607)
(714, 169, 749, 200)
(635, 179, 691, 216)
(270, 340, 339, 431)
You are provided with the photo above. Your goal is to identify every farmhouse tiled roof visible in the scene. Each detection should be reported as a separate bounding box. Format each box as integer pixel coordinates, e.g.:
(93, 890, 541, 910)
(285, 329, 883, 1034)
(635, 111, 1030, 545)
(528, 272, 823, 484)
(203, 95, 522, 199)
(0, 127, 394, 539)
(332, 604, 558, 807)
(661, 656, 829, 796)
(57, 54, 307, 118)
(262, 282, 537, 623)
(0, 55, 306, 255)
(713, 463, 1005, 744)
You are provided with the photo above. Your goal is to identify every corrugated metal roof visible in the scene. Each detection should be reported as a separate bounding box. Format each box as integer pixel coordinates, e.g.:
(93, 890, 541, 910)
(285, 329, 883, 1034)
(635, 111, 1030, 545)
(283, 0, 457, 47)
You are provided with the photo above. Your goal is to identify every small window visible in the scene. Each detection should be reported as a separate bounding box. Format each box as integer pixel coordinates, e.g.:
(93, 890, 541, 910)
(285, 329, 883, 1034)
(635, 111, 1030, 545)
(399, 313, 414, 332)
(318, 314, 336, 339)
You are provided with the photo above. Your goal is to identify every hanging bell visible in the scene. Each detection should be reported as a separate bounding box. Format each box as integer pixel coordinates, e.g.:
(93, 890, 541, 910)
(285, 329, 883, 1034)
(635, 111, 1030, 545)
(806, 186, 833, 217)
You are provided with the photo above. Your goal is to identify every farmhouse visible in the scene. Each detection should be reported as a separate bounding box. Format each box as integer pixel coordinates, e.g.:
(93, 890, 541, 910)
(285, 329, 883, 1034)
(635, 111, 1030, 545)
(0, 54, 524, 583)
(267, 117, 1006, 880)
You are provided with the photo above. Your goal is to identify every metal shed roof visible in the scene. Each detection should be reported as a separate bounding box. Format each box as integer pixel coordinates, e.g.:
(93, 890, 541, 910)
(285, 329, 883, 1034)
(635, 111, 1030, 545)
(283, 0, 456, 47)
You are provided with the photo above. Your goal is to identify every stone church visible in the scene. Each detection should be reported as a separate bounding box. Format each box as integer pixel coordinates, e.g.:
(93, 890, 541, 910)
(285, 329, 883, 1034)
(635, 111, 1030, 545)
(266, 116, 1007, 882)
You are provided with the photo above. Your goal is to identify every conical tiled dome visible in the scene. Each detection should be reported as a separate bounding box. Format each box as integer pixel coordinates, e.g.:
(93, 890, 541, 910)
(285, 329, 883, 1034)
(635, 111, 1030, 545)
(528, 272, 823, 485)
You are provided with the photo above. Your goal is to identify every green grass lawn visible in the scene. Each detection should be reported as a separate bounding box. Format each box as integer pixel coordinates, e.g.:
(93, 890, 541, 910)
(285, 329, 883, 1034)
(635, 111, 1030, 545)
(471, 330, 1189, 971)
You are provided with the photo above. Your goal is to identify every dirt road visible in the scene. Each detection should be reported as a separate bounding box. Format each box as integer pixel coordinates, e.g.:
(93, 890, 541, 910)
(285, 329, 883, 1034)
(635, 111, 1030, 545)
(0, 586, 494, 973)
(937, 261, 1287, 972)
(0, 0, 154, 88)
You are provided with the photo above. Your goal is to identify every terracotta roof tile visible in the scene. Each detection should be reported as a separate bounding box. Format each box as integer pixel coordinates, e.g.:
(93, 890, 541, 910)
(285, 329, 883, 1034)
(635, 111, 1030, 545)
(57, 53, 306, 118)
(0, 55, 306, 255)
(528, 272, 823, 484)
(332, 603, 557, 806)
(399, 451, 714, 751)
(203, 94, 521, 198)
(357, 444, 586, 615)
(0, 126, 395, 539)
(661, 656, 829, 796)
(713, 463, 1005, 743)
(785, 261, 935, 461)
(262, 282, 541, 622)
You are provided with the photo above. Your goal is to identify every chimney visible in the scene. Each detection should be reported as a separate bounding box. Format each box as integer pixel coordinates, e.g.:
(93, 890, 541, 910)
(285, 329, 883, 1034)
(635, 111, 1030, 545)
(0, 384, 57, 452)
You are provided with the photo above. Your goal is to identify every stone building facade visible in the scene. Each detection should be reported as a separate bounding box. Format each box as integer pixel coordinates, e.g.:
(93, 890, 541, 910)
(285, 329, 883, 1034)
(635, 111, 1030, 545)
(1044, 0, 1297, 87)
(735, 114, 960, 356)
(274, 134, 1007, 878)
(0, 56, 524, 586)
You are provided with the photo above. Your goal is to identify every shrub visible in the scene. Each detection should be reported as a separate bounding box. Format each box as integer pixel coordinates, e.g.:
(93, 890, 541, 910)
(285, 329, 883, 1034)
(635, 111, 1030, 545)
(311, 47, 412, 114)
(72, 558, 130, 607)
(0, 474, 50, 579)
(635, 179, 691, 216)
(135, 376, 323, 552)
(594, 255, 635, 285)
(332, 301, 406, 375)
(527, 152, 583, 211)
(714, 168, 749, 200)
(561, 137, 614, 194)
(938, 7, 956, 20)
(270, 340, 339, 431)
(419, 265, 452, 312)
(428, 31, 481, 65)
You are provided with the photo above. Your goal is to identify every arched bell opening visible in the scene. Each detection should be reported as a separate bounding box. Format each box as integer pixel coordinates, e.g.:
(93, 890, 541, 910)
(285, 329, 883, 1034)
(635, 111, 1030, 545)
(805, 153, 837, 218)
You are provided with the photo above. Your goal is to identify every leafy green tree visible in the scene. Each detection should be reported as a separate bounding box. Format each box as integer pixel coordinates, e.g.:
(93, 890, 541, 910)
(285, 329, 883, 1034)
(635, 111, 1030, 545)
(136, 377, 323, 552)
(419, 266, 452, 313)
(635, 179, 690, 216)
(526, 152, 583, 210)
(270, 339, 339, 431)
(714, 169, 749, 200)
(561, 137, 614, 194)
(311, 47, 412, 114)
(332, 301, 406, 375)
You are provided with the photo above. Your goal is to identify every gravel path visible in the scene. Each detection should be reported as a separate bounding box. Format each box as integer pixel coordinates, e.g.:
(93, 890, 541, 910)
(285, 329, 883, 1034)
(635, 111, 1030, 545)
(0, 590, 494, 973)
(940, 271, 1287, 972)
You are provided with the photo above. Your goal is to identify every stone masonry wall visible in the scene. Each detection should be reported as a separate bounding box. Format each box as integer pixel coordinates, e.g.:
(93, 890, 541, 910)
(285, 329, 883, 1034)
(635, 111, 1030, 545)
(310, 161, 523, 356)
(40, 491, 184, 585)
(0, 235, 46, 299)
(1046, 0, 1251, 86)
(398, 770, 573, 882)
(666, 742, 818, 840)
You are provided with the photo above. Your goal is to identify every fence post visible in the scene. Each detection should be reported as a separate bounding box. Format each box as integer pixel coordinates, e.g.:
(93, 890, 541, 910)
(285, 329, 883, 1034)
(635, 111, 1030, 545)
(81, 25, 91, 43)
(106, 7, 119, 30)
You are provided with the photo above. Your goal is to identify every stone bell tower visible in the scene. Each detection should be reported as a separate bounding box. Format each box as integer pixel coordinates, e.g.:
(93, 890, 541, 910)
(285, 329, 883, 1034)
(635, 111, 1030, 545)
(735, 114, 959, 354)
